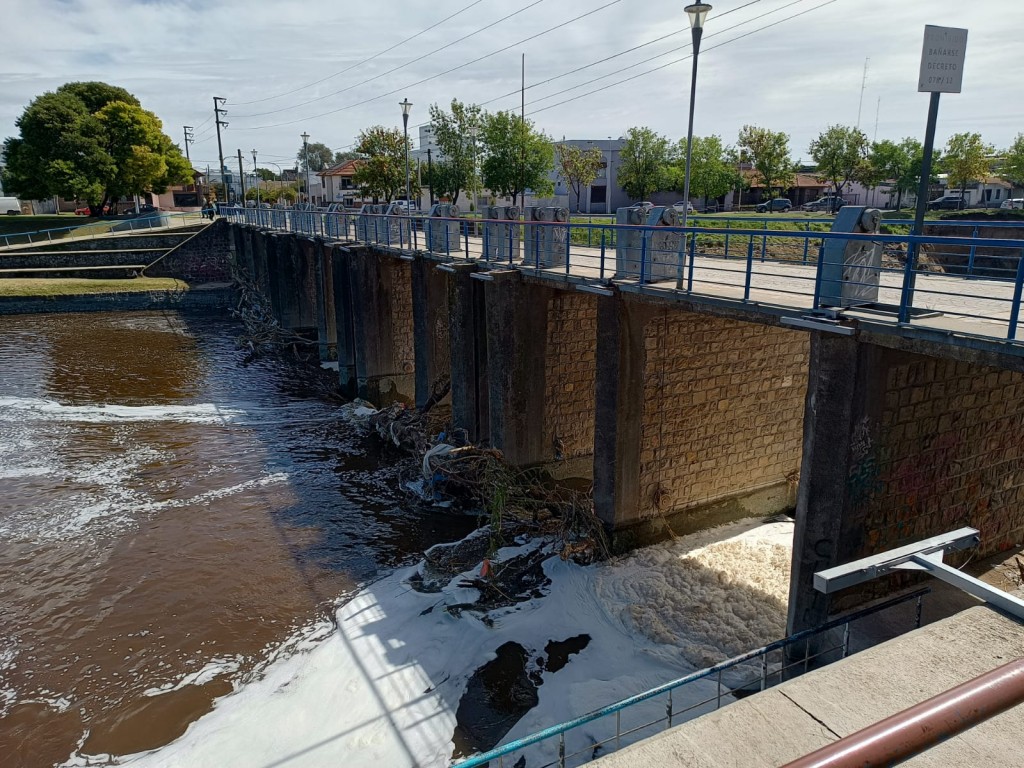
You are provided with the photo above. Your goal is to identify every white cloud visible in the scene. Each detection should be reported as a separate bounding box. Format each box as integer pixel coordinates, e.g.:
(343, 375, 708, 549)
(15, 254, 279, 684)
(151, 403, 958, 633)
(2, 0, 1022, 170)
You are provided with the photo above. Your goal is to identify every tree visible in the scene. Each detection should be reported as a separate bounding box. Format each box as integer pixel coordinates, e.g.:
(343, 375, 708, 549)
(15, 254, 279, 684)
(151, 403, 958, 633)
(555, 144, 604, 212)
(429, 99, 483, 205)
(296, 140, 335, 172)
(352, 126, 410, 203)
(997, 133, 1024, 198)
(866, 138, 923, 210)
(942, 132, 993, 201)
(1, 81, 191, 216)
(672, 135, 737, 209)
(333, 150, 360, 165)
(479, 110, 554, 207)
(255, 168, 277, 182)
(809, 124, 868, 210)
(737, 125, 795, 210)
(618, 127, 670, 201)
(421, 159, 464, 203)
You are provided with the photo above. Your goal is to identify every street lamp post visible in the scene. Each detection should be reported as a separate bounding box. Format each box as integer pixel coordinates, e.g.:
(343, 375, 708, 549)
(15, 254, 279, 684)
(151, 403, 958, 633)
(468, 125, 479, 211)
(301, 132, 311, 207)
(400, 99, 413, 207)
(251, 149, 259, 206)
(680, 3, 712, 231)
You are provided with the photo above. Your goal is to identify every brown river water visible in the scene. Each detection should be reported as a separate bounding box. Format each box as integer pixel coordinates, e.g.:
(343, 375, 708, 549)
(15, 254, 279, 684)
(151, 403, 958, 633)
(0, 311, 475, 767)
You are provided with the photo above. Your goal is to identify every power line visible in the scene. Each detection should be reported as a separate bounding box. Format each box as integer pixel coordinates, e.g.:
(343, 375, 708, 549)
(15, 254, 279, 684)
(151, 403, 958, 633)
(234, 0, 548, 119)
(527, 0, 840, 117)
(232, 0, 624, 130)
(326, 0, 770, 151)
(523, 0, 808, 111)
(233, 0, 489, 107)
(478, 0, 765, 109)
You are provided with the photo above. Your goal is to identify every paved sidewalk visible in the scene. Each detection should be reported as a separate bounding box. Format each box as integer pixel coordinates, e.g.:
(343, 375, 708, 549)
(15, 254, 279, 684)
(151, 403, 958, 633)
(589, 606, 1024, 767)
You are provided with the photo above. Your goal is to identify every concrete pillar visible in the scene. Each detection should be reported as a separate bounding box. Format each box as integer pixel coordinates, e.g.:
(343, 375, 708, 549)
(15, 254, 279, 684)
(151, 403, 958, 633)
(786, 333, 884, 636)
(295, 238, 319, 331)
(252, 229, 269, 296)
(265, 233, 285, 324)
(313, 240, 336, 361)
(412, 257, 452, 410)
(592, 293, 657, 539)
(345, 247, 415, 405)
(484, 271, 552, 465)
(331, 245, 357, 397)
(448, 263, 489, 442)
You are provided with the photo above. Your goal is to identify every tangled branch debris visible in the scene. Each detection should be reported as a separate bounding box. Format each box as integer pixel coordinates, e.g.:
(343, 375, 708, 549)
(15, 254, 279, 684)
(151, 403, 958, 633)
(231, 271, 319, 359)
(370, 398, 609, 565)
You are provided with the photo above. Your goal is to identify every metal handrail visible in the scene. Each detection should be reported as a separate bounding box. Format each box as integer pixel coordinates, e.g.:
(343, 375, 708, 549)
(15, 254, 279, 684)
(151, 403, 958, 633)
(450, 589, 929, 768)
(223, 206, 1024, 346)
(0, 209, 211, 249)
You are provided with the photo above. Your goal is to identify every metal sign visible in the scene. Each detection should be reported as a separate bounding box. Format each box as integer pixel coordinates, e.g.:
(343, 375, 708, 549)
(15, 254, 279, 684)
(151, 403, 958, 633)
(919, 25, 968, 93)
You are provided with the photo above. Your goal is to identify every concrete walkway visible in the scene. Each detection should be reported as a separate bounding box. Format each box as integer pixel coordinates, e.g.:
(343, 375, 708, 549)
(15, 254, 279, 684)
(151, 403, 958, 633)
(590, 606, 1024, 767)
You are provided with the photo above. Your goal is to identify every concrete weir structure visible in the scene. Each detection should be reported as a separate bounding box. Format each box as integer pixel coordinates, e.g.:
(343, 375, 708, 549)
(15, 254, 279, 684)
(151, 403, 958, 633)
(226, 211, 1024, 634)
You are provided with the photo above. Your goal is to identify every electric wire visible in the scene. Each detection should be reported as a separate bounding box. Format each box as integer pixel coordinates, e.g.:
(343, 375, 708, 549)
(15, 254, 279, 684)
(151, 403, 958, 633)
(233, 0, 548, 119)
(232, 0, 489, 107)
(231, 0, 624, 129)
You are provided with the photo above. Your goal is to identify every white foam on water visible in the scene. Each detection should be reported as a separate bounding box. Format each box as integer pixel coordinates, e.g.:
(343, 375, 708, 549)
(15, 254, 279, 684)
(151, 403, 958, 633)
(75, 519, 793, 768)
(0, 397, 255, 425)
(143, 657, 245, 698)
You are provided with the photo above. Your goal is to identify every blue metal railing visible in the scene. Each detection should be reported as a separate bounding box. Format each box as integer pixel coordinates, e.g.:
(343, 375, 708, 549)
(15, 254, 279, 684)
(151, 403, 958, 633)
(0, 209, 212, 249)
(223, 206, 1024, 347)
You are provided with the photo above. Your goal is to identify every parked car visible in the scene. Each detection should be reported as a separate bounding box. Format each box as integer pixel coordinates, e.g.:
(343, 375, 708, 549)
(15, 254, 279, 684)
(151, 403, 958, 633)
(74, 204, 111, 215)
(671, 201, 695, 214)
(630, 201, 654, 210)
(801, 197, 846, 212)
(755, 198, 792, 213)
(2, 196, 23, 215)
(927, 194, 967, 211)
(1000, 198, 1023, 210)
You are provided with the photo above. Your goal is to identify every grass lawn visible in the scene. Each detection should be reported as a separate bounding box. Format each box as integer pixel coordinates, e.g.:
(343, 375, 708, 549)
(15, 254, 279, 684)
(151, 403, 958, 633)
(0, 214, 95, 238)
(0, 277, 188, 297)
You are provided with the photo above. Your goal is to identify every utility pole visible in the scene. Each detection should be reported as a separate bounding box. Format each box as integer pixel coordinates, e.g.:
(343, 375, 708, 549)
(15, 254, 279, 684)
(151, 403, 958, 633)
(301, 132, 311, 207)
(237, 149, 246, 203)
(856, 58, 869, 129)
(252, 149, 259, 206)
(520, 53, 526, 208)
(427, 148, 435, 206)
(183, 126, 194, 164)
(213, 97, 229, 204)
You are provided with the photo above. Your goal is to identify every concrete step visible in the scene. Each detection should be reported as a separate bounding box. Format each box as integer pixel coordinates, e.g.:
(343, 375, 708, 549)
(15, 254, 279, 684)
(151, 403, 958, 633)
(0, 264, 149, 279)
(0, 249, 168, 269)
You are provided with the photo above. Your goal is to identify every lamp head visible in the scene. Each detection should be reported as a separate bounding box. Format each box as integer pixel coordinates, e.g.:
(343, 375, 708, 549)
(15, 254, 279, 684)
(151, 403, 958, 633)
(301, 132, 310, 144)
(685, 2, 712, 30)
(400, 98, 413, 117)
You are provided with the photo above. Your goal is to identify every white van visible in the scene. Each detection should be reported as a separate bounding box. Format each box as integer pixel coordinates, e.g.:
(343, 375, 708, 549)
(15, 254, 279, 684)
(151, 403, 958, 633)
(0, 196, 22, 215)
(1000, 198, 1023, 210)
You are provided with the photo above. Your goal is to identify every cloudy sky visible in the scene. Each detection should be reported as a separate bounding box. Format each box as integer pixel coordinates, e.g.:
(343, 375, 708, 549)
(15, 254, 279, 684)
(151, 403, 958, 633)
(2, 0, 1022, 172)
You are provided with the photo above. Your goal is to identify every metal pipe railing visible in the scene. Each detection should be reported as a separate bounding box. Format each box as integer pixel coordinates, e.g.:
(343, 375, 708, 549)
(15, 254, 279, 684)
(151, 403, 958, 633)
(782, 657, 1024, 768)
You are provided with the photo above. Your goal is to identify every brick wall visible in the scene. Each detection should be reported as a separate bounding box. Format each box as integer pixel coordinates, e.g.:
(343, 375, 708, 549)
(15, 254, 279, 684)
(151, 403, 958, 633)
(846, 354, 1024, 560)
(543, 292, 598, 459)
(149, 220, 231, 283)
(390, 260, 416, 377)
(638, 311, 808, 518)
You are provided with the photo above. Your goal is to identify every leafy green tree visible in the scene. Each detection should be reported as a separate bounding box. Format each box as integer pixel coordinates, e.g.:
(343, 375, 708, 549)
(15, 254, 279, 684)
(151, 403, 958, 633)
(255, 168, 277, 182)
(942, 132, 993, 200)
(997, 133, 1024, 198)
(333, 150, 360, 165)
(809, 124, 868, 209)
(428, 99, 483, 205)
(296, 140, 335, 172)
(352, 126, 410, 203)
(556, 144, 604, 212)
(2, 81, 189, 215)
(618, 127, 670, 201)
(737, 125, 795, 209)
(479, 110, 554, 206)
(421, 159, 464, 203)
(866, 138, 923, 210)
(672, 135, 737, 209)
